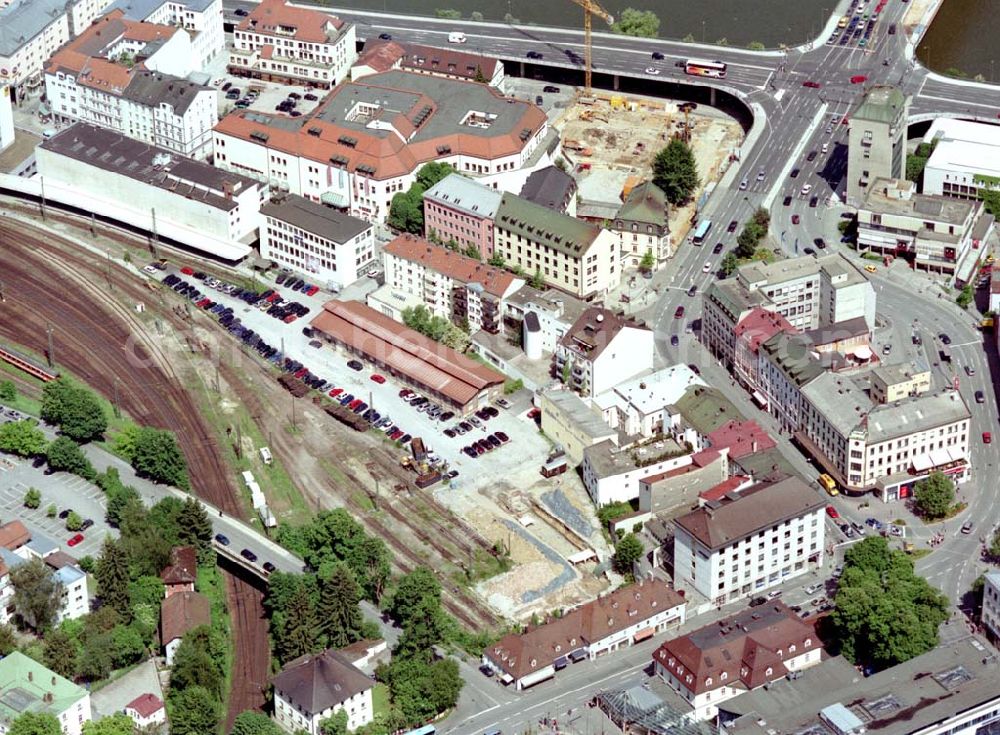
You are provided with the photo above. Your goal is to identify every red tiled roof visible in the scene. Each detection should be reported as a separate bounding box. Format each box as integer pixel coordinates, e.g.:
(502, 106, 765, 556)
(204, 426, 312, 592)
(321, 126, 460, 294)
(399, 44, 502, 79)
(707, 419, 776, 460)
(0, 521, 30, 550)
(734, 307, 796, 353)
(653, 601, 818, 696)
(160, 546, 197, 586)
(354, 41, 406, 73)
(237, 0, 343, 43)
(487, 581, 685, 681)
(160, 591, 210, 644)
(384, 235, 517, 297)
(310, 300, 503, 407)
(125, 693, 164, 718)
(698, 475, 751, 502)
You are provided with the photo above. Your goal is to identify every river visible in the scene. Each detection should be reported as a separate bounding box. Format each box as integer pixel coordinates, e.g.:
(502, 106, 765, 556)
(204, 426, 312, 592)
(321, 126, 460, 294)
(917, 0, 998, 80)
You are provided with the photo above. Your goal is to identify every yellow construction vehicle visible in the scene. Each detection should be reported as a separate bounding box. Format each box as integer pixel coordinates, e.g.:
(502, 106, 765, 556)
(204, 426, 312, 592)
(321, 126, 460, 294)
(567, 0, 613, 95)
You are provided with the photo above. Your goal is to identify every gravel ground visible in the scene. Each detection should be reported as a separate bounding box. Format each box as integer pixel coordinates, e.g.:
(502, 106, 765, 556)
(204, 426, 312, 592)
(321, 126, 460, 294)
(542, 487, 594, 538)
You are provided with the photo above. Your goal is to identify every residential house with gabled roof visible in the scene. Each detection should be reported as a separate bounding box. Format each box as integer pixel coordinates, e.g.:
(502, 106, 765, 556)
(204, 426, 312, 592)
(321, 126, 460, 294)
(555, 307, 653, 398)
(612, 181, 671, 269)
(272, 648, 374, 734)
(484, 580, 686, 690)
(520, 165, 577, 215)
(160, 590, 210, 664)
(160, 546, 197, 597)
(653, 601, 823, 720)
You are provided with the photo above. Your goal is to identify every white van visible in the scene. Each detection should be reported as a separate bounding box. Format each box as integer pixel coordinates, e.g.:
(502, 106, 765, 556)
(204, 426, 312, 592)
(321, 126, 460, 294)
(259, 446, 273, 465)
(821, 142, 829, 154)
(448, 31, 467, 43)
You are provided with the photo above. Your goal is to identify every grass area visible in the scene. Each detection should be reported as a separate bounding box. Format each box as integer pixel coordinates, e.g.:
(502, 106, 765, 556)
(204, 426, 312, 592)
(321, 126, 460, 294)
(909, 548, 933, 560)
(892, 518, 907, 526)
(372, 683, 390, 719)
(451, 547, 512, 586)
(196, 564, 233, 716)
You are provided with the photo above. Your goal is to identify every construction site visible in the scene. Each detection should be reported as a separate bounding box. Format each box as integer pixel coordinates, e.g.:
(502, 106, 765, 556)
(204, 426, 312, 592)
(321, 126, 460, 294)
(553, 93, 743, 239)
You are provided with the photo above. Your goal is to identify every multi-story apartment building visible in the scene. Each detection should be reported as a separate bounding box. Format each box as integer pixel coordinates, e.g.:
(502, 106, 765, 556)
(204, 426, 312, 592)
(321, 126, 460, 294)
(45, 10, 217, 158)
(654, 602, 823, 721)
(352, 39, 505, 91)
(594, 364, 706, 439)
(212, 70, 546, 223)
(672, 476, 826, 606)
(983, 571, 1000, 643)
(703, 253, 875, 369)
(611, 181, 672, 269)
(108, 0, 226, 70)
(798, 373, 971, 498)
(229, 0, 355, 88)
(260, 193, 374, 290)
(381, 234, 523, 335)
(755, 331, 826, 433)
(554, 307, 653, 398)
(272, 649, 374, 734)
(501, 285, 588, 359)
(69, 0, 118, 35)
(857, 177, 992, 279)
(732, 307, 795, 393)
(422, 173, 502, 258)
(869, 362, 931, 404)
(0, 0, 72, 104)
(847, 85, 909, 206)
(493, 193, 620, 298)
(0, 85, 12, 152)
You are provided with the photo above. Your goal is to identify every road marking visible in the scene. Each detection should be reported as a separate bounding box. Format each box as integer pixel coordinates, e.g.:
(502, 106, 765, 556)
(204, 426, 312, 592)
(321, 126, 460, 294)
(918, 94, 999, 110)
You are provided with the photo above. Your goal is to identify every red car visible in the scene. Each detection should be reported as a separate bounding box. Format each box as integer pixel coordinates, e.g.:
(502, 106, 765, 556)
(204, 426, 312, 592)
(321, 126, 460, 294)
(283, 314, 298, 323)
(370, 374, 386, 384)
(792, 214, 801, 224)
(294, 368, 308, 379)
(850, 75, 867, 84)
(399, 388, 413, 399)
(328, 387, 343, 397)
(802, 80, 821, 88)
(306, 286, 320, 296)
(348, 399, 362, 410)
(180, 266, 194, 276)
(68, 533, 84, 547)
(674, 305, 685, 319)
(826, 505, 840, 519)
(984, 432, 992, 444)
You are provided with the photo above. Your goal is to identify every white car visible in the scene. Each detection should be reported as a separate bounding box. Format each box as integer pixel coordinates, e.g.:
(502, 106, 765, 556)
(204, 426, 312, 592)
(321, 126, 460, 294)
(645, 67, 661, 75)
(702, 261, 712, 273)
(800, 183, 813, 196)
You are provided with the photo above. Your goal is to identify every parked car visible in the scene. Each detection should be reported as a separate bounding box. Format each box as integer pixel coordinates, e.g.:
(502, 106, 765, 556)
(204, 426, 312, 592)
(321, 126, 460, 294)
(240, 548, 258, 562)
(371, 374, 386, 384)
(347, 359, 364, 371)
(749, 597, 767, 607)
(263, 561, 277, 573)
(826, 505, 840, 519)
(68, 534, 84, 547)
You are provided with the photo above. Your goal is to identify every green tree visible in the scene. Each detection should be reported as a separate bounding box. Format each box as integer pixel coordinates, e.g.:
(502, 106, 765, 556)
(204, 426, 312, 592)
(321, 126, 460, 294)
(230, 712, 282, 735)
(611, 7, 660, 37)
(170, 627, 224, 700)
(747, 41, 765, 50)
(388, 567, 441, 630)
(736, 222, 765, 258)
(0, 420, 48, 457)
(78, 631, 115, 680)
(10, 557, 63, 631)
(8, 713, 61, 735)
(906, 154, 929, 182)
(320, 710, 349, 735)
(720, 251, 740, 276)
(40, 378, 107, 443)
(488, 252, 505, 267)
(177, 497, 214, 564)
(613, 533, 644, 573)
(913, 471, 955, 519)
(317, 564, 364, 648)
(81, 713, 135, 735)
(42, 629, 79, 679)
(65, 511, 83, 532)
(130, 427, 188, 489)
(129, 575, 166, 610)
(531, 268, 544, 289)
(0, 623, 17, 655)
(110, 624, 145, 668)
(434, 8, 461, 19)
(388, 189, 424, 234)
(277, 582, 321, 663)
(46, 504, 56, 518)
(639, 249, 655, 273)
(956, 284, 973, 309)
(23, 488, 41, 509)
(415, 162, 455, 190)
(752, 207, 770, 228)
(96, 537, 132, 621)
(0, 380, 15, 402)
(46, 437, 95, 480)
(167, 686, 219, 735)
(105, 483, 141, 528)
(383, 657, 462, 726)
(652, 139, 699, 205)
(394, 598, 447, 660)
(463, 244, 482, 261)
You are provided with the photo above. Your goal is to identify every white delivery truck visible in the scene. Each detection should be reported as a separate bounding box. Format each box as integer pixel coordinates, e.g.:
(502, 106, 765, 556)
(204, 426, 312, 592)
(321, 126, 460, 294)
(448, 31, 467, 43)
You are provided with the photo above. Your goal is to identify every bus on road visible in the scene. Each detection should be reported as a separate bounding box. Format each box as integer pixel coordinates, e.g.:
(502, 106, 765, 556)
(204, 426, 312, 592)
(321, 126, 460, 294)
(685, 59, 727, 79)
(691, 219, 712, 245)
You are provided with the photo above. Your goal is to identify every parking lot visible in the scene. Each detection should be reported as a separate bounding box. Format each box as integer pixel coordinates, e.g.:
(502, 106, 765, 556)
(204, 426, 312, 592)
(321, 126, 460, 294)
(150, 265, 552, 490)
(0, 456, 115, 558)
(216, 75, 325, 119)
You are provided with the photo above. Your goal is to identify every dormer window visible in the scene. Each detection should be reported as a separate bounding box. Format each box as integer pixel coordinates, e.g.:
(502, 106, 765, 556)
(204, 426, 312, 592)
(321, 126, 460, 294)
(720, 672, 728, 682)
(765, 667, 772, 676)
(805, 639, 812, 647)
(789, 644, 796, 653)
(705, 678, 712, 687)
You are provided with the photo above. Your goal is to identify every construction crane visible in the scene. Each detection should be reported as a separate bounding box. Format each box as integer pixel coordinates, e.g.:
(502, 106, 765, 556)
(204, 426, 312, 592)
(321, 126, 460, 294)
(568, 0, 613, 95)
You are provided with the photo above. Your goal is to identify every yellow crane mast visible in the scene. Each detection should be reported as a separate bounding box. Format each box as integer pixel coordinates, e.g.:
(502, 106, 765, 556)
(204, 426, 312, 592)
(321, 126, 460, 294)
(567, 0, 613, 95)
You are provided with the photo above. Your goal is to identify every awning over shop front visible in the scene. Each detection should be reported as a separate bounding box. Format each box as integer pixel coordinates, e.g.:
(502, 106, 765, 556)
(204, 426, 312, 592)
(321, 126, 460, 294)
(912, 446, 965, 473)
(633, 627, 654, 643)
(554, 656, 568, 670)
(751, 390, 768, 408)
(499, 672, 514, 684)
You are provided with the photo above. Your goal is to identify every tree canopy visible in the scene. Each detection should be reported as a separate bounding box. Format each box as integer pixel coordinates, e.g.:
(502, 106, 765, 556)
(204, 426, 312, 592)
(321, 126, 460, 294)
(652, 139, 699, 205)
(613, 533, 644, 573)
(11, 557, 63, 631)
(401, 305, 468, 350)
(129, 426, 189, 489)
(40, 378, 107, 442)
(46, 437, 96, 480)
(0, 420, 48, 457)
(612, 8, 660, 37)
(81, 713, 136, 735)
(913, 471, 955, 519)
(8, 713, 61, 735)
(829, 536, 949, 671)
(231, 711, 283, 735)
(388, 163, 456, 234)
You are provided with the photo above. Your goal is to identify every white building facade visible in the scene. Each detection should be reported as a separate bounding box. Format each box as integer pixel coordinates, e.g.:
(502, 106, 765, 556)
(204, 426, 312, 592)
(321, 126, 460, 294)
(555, 308, 654, 398)
(0, 0, 71, 103)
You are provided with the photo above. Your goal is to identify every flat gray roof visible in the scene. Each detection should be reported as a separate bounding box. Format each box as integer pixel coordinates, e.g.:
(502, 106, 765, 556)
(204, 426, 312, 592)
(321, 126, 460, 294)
(542, 389, 615, 441)
(722, 635, 1000, 735)
(863, 178, 974, 224)
(0, 0, 67, 56)
(423, 173, 502, 219)
(40, 123, 255, 211)
(261, 193, 370, 242)
(108, 0, 216, 19)
(584, 436, 685, 478)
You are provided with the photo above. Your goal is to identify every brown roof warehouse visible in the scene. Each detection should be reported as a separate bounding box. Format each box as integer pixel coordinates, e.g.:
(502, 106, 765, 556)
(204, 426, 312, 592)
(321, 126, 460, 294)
(310, 300, 504, 414)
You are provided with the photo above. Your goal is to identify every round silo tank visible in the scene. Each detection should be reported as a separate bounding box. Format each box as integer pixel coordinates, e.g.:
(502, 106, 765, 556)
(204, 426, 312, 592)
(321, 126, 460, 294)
(523, 310, 542, 360)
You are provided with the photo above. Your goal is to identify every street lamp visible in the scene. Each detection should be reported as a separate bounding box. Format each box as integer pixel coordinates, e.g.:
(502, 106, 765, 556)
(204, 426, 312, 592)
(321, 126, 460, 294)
(991, 59, 995, 83)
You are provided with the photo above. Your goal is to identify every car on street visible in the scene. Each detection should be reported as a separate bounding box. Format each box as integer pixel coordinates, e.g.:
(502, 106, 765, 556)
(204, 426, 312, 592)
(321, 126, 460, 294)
(806, 150, 818, 162)
(702, 261, 712, 273)
(983, 432, 992, 444)
(783, 195, 792, 206)
(814, 238, 827, 249)
(792, 214, 800, 224)
(263, 561, 277, 573)
(802, 80, 821, 88)
(727, 220, 738, 233)
(645, 67, 661, 75)
(790, 168, 800, 178)
(965, 365, 976, 376)
(826, 505, 840, 519)
(378, 32, 392, 39)
(215, 534, 230, 546)
(809, 196, 819, 207)
(882, 343, 892, 355)
(347, 359, 364, 371)
(713, 242, 724, 254)
(749, 597, 767, 607)
(976, 390, 985, 403)
(651, 51, 665, 60)
(804, 247, 815, 255)
(756, 169, 766, 181)
(850, 74, 868, 84)
(371, 374, 386, 384)
(543, 85, 560, 93)
(68, 534, 84, 547)
(800, 183, 813, 196)
(674, 306, 685, 319)
(939, 333, 951, 345)
(962, 520, 975, 534)
(526, 51, 543, 59)
(864, 264, 877, 273)
(670, 335, 679, 346)
(240, 548, 258, 563)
